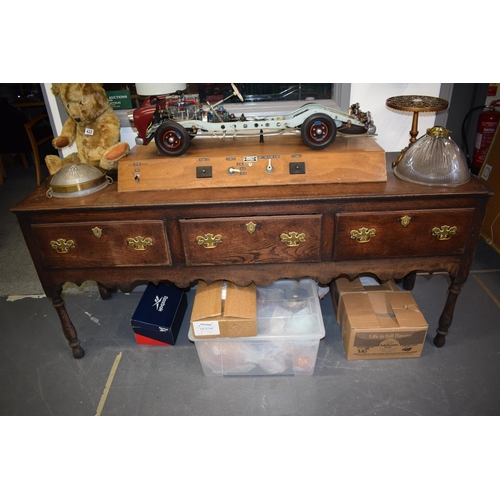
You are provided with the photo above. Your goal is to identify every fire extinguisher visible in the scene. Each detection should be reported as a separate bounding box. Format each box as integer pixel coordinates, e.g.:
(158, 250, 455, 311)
(472, 99, 500, 172)
(462, 100, 500, 176)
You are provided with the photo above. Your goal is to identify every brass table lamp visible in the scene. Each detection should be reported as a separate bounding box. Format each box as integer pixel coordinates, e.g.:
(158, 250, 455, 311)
(386, 95, 449, 167)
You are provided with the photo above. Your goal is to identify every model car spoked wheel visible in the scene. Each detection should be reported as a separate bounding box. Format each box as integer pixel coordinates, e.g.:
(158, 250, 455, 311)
(301, 113, 337, 150)
(155, 121, 190, 156)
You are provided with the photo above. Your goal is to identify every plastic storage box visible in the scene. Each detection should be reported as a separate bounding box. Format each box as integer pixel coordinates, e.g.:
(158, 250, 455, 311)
(188, 279, 325, 376)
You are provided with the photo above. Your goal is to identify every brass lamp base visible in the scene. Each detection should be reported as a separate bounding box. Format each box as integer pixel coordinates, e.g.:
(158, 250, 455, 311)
(386, 95, 449, 167)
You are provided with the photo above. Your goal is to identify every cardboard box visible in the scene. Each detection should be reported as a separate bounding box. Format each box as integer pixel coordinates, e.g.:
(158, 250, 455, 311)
(479, 126, 500, 254)
(331, 276, 400, 317)
(189, 279, 325, 376)
(332, 277, 428, 360)
(191, 280, 256, 339)
(131, 283, 187, 345)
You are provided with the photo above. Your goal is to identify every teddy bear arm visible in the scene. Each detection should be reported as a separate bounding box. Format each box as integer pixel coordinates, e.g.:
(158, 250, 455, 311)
(53, 118, 77, 149)
(104, 142, 129, 161)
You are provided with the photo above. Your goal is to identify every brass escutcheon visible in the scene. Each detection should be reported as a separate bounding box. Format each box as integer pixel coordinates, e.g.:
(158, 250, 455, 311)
(246, 222, 257, 234)
(50, 238, 75, 254)
(280, 231, 306, 247)
(431, 225, 457, 240)
(197, 233, 222, 249)
(399, 215, 412, 228)
(350, 228, 376, 243)
(127, 236, 153, 250)
(92, 227, 102, 238)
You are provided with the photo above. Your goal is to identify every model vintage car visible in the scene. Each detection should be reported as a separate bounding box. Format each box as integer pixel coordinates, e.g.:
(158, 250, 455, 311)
(128, 84, 376, 157)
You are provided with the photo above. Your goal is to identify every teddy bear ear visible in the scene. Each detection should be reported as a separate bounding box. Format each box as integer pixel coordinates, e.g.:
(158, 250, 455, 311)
(79, 83, 104, 95)
(82, 83, 104, 94)
(51, 84, 61, 97)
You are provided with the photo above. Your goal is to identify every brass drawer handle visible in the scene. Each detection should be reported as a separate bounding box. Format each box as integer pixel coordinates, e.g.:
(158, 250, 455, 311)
(280, 231, 306, 247)
(197, 233, 222, 249)
(432, 225, 457, 240)
(127, 236, 153, 250)
(350, 228, 376, 243)
(50, 238, 75, 253)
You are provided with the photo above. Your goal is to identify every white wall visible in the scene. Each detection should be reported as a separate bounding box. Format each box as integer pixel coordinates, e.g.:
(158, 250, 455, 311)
(41, 83, 77, 157)
(350, 83, 442, 152)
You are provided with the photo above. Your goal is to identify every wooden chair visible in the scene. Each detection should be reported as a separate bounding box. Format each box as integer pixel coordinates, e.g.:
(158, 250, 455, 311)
(0, 97, 31, 186)
(24, 113, 54, 185)
(0, 152, 29, 185)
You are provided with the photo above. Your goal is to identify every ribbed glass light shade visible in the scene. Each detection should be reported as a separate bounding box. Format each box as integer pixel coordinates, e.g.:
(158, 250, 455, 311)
(46, 163, 112, 198)
(394, 126, 471, 186)
(50, 163, 103, 186)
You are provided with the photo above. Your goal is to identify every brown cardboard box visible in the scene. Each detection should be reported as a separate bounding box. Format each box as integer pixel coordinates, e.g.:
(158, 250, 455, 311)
(479, 126, 500, 254)
(332, 278, 428, 360)
(191, 280, 257, 339)
(330, 276, 400, 318)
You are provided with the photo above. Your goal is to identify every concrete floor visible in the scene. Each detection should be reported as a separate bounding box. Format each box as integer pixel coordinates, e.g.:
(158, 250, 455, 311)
(1, 268, 500, 416)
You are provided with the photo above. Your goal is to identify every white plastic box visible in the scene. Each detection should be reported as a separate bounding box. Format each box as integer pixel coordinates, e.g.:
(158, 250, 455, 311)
(188, 279, 325, 376)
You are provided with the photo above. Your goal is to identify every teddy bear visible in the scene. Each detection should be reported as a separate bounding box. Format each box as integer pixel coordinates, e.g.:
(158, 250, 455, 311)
(45, 83, 129, 175)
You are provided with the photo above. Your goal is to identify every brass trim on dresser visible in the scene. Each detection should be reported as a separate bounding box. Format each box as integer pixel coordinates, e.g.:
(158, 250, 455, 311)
(280, 231, 306, 247)
(196, 233, 223, 249)
(432, 225, 458, 240)
(350, 228, 376, 243)
(127, 236, 153, 250)
(50, 238, 75, 254)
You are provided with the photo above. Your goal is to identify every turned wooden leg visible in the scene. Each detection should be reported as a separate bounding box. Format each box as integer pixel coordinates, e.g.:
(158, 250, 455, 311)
(52, 296, 84, 358)
(433, 280, 463, 348)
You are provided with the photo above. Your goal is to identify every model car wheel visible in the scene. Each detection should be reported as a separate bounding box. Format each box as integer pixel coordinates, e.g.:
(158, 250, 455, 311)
(155, 121, 190, 156)
(301, 113, 337, 150)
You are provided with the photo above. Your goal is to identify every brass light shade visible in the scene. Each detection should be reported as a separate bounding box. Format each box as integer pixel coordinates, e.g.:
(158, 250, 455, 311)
(393, 126, 471, 187)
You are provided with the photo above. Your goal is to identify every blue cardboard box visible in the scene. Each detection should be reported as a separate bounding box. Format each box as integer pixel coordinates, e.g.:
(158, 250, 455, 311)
(131, 283, 187, 345)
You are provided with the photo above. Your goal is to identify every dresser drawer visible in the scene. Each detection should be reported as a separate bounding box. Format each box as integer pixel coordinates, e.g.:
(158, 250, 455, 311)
(32, 221, 171, 268)
(334, 208, 475, 260)
(180, 215, 322, 265)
